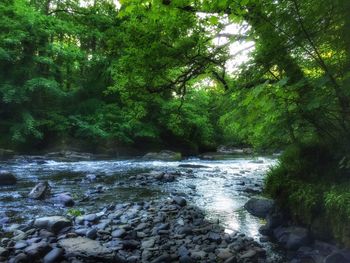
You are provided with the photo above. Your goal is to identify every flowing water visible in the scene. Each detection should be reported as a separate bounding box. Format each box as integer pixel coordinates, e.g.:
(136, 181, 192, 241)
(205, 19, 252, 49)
(0, 155, 283, 258)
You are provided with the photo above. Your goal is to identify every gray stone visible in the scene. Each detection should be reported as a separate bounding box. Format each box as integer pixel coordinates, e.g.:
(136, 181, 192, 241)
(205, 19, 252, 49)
(52, 193, 74, 207)
(58, 237, 114, 260)
(34, 216, 71, 233)
(112, 229, 126, 238)
(244, 196, 275, 218)
(86, 228, 98, 239)
(274, 226, 311, 250)
(28, 181, 51, 199)
(24, 241, 51, 257)
(0, 171, 17, 186)
(43, 248, 64, 263)
(173, 196, 187, 207)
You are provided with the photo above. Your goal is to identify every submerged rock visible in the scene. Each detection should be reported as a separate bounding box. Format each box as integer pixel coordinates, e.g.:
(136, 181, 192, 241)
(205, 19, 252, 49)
(244, 196, 275, 218)
(142, 150, 181, 161)
(28, 181, 51, 200)
(0, 171, 17, 186)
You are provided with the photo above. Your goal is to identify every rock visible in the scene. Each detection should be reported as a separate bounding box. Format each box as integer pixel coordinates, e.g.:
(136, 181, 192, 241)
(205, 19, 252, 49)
(224, 256, 237, 263)
(24, 241, 51, 257)
(244, 196, 275, 218)
(178, 164, 209, 168)
(43, 248, 64, 263)
(59, 237, 114, 260)
(0, 149, 15, 160)
(10, 253, 29, 263)
(273, 226, 311, 250)
(51, 193, 74, 207)
(240, 249, 256, 259)
(208, 232, 222, 243)
(217, 248, 233, 259)
(28, 181, 51, 199)
(173, 196, 187, 207)
(34, 216, 72, 233)
(86, 228, 98, 239)
(324, 252, 348, 263)
(142, 150, 182, 161)
(0, 247, 8, 257)
(141, 237, 156, 249)
(121, 240, 139, 250)
(0, 171, 17, 186)
(111, 229, 126, 238)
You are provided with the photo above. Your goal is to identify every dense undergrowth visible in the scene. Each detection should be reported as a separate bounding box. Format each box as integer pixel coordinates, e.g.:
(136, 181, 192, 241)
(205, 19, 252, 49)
(265, 141, 350, 247)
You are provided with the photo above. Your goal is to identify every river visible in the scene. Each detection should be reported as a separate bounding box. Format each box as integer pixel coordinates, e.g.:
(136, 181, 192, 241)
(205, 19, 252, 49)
(0, 155, 284, 261)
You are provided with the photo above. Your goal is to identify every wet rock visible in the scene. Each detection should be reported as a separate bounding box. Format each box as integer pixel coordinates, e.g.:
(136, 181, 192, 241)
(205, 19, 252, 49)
(14, 241, 28, 249)
(0, 171, 17, 186)
(142, 150, 181, 161)
(173, 196, 187, 207)
(52, 193, 74, 207)
(58, 237, 114, 260)
(43, 248, 64, 263)
(178, 164, 209, 169)
(24, 241, 51, 257)
(28, 181, 51, 199)
(141, 237, 156, 249)
(34, 216, 72, 233)
(244, 196, 275, 218)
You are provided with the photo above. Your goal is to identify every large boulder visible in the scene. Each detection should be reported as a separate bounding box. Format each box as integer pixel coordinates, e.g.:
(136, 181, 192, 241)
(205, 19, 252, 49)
(0, 171, 17, 186)
(273, 226, 312, 250)
(34, 216, 72, 233)
(244, 196, 275, 218)
(142, 150, 181, 161)
(58, 237, 114, 261)
(28, 181, 51, 199)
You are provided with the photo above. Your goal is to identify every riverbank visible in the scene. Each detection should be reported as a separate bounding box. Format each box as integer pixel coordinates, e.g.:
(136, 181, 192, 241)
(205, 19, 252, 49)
(1, 197, 270, 263)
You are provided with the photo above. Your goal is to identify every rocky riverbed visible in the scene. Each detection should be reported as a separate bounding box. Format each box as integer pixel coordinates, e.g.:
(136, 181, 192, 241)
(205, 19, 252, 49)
(0, 197, 270, 263)
(0, 154, 285, 262)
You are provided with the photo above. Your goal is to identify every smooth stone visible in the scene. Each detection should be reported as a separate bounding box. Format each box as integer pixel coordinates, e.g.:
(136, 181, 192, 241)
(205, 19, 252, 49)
(217, 248, 233, 259)
(112, 229, 126, 238)
(86, 228, 98, 239)
(244, 196, 275, 218)
(59, 237, 114, 260)
(43, 248, 64, 263)
(24, 241, 51, 257)
(34, 216, 72, 234)
(141, 237, 156, 249)
(173, 196, 187, 207)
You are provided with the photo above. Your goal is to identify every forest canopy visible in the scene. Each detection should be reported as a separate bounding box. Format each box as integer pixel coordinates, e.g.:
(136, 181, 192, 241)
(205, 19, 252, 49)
(0, 0, 349, 154)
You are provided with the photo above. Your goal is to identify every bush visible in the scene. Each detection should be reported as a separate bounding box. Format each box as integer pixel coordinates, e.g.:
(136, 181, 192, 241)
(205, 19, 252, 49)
(264, 141, 350, 247)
